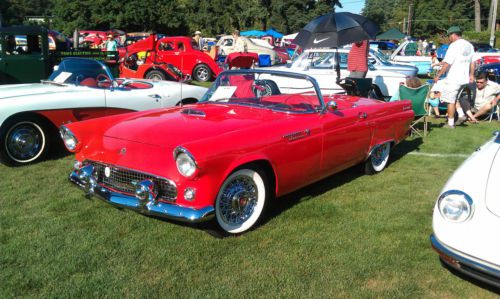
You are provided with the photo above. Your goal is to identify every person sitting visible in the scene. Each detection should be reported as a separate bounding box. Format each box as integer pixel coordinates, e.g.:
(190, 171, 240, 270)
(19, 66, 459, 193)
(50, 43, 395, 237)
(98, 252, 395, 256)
(456, 71, 500, 125)
(389, 76, 422, 102)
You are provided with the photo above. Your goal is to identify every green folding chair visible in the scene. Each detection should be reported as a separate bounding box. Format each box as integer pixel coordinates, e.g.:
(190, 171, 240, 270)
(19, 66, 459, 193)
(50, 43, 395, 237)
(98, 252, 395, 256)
(399, 84, 430, 137)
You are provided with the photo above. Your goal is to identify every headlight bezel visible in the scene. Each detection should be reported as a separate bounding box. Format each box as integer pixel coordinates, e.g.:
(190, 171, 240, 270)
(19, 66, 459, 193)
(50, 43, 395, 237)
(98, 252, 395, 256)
(438, 190, 474, 223)
(59, 125, 79, 151)
(173, 146, 199, 179)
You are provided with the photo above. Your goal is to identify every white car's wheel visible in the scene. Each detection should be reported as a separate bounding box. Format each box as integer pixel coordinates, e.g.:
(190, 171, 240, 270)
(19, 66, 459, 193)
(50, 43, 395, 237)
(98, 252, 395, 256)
(1, 118, 49, 166)
(365, 143, 390, 174)
(215, 168, 267, 234)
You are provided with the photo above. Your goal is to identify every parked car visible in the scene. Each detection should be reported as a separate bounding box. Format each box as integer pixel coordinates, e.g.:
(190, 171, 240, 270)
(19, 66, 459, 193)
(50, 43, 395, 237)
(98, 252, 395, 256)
(369, 41, 396, 52)
(343, 47, 418, 77)
(390, 40, 432, 75)
(263, 48, 408, 99)
(431, 131, 500, 289)
(0, 58, 207, 166)
(216, 35, 281, 65)
(478, 62, 500, 83)
(121, 35, 221, 82)
(64, 69, 414, 234)
(250, 38, 290, 63)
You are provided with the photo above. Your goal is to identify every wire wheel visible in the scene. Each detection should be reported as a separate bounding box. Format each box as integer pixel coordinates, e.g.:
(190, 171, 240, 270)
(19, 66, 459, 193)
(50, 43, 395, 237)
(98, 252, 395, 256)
(365, 143, 390, 174)
(215, 169, 267, 234)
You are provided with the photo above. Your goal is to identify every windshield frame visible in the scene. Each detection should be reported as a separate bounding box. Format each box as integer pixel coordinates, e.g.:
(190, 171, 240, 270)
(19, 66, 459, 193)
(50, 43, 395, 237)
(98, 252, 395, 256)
(199, 69, 326, 113)
(47, 58, 114, 86)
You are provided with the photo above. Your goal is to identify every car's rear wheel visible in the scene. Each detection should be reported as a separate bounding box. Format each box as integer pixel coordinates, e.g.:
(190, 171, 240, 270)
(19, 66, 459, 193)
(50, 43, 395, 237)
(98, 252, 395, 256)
(145, 70, 166, 81)
(215, 168, 268, 234)
(0, 117, 50, 166)
(193, 64, 212, 82)
(365, 142, 391, 175)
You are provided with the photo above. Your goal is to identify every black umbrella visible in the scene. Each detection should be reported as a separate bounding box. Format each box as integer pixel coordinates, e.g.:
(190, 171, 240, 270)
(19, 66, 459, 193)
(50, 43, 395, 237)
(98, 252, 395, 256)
(293, 12, 380, 49)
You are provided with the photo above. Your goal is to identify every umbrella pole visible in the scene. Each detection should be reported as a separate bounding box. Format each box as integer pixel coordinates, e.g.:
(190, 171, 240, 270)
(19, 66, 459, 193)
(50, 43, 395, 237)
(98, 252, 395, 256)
(335, 47, 341, 84)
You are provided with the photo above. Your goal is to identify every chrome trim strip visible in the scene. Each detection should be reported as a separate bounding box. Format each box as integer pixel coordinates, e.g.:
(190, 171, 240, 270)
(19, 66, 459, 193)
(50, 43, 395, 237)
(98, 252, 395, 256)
(283, 129, 311, 142)
(430, 234, 500, 286)
(69, 170, 214, 223)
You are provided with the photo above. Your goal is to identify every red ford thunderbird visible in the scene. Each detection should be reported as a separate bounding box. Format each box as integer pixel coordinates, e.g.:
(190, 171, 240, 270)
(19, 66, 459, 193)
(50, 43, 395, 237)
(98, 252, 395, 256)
(63, 70, 414, 234)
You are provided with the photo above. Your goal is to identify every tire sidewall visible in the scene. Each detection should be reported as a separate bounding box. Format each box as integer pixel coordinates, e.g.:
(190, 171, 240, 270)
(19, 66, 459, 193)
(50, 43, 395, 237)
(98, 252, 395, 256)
(146, 70, 166, 81)
(215, 169, 267, 234)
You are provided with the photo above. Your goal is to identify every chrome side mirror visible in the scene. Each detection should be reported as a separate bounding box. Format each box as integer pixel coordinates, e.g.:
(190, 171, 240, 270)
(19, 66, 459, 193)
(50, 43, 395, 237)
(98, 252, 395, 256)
(326, 100, 338, 112)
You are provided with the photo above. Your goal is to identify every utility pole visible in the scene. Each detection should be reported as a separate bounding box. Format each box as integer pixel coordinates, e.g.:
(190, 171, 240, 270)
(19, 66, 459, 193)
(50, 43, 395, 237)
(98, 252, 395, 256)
(403, 17, 406, 34)
(407, 0, 413, 37)
(490, 0, 498, 47)
(488, 0, 494, 30)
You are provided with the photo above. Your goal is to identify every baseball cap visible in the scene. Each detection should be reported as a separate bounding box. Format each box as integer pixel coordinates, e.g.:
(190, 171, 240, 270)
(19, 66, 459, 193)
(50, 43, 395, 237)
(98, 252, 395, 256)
(446, 26, 461, 36)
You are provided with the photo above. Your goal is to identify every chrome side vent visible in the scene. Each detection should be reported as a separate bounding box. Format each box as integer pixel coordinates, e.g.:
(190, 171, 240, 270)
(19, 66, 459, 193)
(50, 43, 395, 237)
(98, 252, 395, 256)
(181, 108, 206, 117)
(283, 129, 311, 142)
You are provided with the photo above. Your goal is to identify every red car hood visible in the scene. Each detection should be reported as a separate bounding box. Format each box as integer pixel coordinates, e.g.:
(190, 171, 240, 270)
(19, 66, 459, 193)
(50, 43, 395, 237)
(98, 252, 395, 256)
(103, 104, 290, 147)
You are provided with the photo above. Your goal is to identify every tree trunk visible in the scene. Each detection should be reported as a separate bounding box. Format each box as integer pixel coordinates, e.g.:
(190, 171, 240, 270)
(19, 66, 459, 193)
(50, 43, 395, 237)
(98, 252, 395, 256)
(475, 0, 481, 32)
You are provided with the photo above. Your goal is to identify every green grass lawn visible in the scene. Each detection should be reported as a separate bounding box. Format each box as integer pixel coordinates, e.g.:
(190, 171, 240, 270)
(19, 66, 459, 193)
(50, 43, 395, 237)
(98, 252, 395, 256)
(1, 119, 499, 297)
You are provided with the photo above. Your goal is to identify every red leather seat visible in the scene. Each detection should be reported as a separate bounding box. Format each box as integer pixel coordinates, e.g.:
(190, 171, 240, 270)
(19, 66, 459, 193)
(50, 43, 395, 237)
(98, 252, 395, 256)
(79, 77, 98, 87)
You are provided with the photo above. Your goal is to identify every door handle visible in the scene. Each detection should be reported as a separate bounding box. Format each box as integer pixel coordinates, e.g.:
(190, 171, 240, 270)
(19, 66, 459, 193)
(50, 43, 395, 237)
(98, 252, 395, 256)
(358, 112, 368, 119)
(148, 94, 162, 101)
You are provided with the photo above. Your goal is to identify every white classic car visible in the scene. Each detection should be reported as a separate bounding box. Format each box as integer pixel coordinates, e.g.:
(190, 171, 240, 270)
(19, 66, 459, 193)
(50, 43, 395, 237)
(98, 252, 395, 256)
(0, 58, 207, 166)
(216, 35, 279, 64)
(262, 48, 407, 99)
(431, 131, 500, 289)
(390, 40, 432, 76)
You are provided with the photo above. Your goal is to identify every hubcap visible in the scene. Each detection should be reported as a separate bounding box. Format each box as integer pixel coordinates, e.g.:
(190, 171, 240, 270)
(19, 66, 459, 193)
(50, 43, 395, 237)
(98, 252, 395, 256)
(196, 68, 209, 81)
(6, 123, 43, 161)
(371, 144, 388, 166)
(219, 176, 257, 225)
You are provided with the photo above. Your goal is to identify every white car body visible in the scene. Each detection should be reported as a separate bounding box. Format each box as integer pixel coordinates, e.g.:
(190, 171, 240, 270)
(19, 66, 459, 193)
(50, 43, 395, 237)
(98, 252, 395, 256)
(261, 48, 406, 98)
(216, 35, 278, 64)
(390, 41, 432, 75)
(431, 131, 500, 288)
(0, 58, 207, 165)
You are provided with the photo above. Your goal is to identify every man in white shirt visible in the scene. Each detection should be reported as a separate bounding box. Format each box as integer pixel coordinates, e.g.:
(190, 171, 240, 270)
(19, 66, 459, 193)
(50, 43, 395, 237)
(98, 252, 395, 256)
(433, 26, 475, 128)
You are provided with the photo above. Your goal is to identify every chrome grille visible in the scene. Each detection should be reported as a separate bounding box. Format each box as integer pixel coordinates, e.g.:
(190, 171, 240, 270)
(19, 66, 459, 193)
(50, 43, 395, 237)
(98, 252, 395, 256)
(85, 160, 177, 202)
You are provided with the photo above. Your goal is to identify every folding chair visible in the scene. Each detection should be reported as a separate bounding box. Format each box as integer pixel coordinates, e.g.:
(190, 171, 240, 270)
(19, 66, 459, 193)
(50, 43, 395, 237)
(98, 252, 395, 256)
(399, 84, 430, 137)
(488, 102, 500, 122)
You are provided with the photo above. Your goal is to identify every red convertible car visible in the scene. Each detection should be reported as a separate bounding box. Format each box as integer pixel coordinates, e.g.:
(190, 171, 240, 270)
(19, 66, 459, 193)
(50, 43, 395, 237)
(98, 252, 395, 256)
(63, 70, 414, 234)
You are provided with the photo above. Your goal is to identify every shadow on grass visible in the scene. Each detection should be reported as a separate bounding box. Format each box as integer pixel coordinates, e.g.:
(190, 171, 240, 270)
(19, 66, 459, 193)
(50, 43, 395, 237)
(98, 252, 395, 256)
(440, 259, 500, 295)
(114, 138, 424, 239)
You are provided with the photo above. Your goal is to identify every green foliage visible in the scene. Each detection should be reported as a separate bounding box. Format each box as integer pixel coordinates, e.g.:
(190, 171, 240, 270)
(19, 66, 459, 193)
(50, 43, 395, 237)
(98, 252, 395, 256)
(2, 0, 335, 36)
(364, 0, 497, 37)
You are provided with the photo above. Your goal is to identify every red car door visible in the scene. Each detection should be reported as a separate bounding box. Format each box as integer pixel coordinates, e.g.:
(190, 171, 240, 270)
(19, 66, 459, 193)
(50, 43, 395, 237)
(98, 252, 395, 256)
(320, 106, 373, 176)
(156, 40, 183, 71)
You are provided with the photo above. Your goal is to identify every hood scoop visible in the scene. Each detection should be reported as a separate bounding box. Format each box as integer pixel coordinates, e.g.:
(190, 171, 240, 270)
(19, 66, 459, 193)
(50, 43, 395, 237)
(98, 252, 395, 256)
(180, 108, 206, 117)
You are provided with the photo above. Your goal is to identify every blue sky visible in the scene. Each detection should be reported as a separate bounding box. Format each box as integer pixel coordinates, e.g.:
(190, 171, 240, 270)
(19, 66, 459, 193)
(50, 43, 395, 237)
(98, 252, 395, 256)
(335, 0, 366, 14)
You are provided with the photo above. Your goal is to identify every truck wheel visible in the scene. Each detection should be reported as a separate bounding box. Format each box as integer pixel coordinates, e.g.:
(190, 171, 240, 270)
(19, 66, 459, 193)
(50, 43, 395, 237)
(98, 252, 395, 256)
(145, 70, 166, 81)
(193, 64, 212, 82)
(0, 116, 51, 166)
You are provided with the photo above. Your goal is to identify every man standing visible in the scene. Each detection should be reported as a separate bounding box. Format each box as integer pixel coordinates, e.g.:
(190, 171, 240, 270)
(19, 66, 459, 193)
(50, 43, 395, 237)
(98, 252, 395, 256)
(232, 30, 247, 53)
(193, 31, 205, 50)
(347, 40, 369, 78)
(433, 26, 475, 128)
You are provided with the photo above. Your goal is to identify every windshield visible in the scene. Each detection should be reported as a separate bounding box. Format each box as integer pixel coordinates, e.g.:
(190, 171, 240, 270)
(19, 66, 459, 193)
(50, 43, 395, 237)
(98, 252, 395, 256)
(199, 71, 323, 113)
(47, 59, 112, 86)
(372, 49, 390, 64)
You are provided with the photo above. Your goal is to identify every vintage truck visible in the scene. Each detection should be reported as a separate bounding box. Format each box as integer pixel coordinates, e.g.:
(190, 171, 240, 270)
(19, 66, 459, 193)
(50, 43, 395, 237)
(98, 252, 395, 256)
(0, 26, 118, 84)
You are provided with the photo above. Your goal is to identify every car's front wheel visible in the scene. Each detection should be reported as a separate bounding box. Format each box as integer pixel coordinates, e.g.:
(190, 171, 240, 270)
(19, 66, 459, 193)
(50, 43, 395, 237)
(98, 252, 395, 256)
(215, 168, 268, 234)
(0, 116, 50, 166)
(364, 142, 391, 175)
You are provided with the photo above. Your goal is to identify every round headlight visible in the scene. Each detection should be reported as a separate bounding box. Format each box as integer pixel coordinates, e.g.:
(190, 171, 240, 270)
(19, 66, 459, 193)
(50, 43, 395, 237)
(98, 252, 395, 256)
(60, 126, 78, 151)
(438, 190, 474, 222)
(174, 147, 198, 178)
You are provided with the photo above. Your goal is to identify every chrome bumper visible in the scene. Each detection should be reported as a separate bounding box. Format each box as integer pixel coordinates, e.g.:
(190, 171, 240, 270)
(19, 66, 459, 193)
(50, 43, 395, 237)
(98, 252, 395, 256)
(69, 170, 214, 223)
(430, 234, 500, 289)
